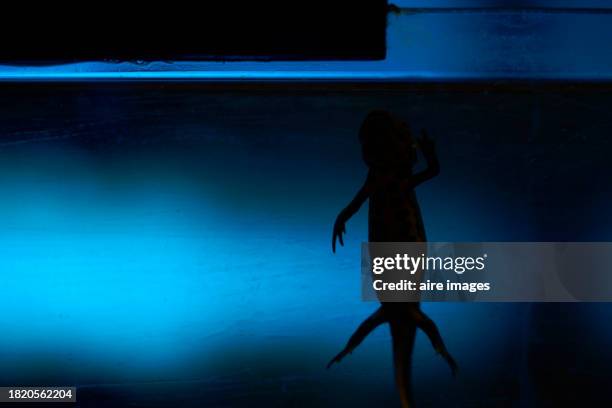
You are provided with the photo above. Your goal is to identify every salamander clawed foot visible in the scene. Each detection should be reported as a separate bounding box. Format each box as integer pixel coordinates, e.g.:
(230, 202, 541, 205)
(326, 351, 347, 369)
(443, 353, 459, 377)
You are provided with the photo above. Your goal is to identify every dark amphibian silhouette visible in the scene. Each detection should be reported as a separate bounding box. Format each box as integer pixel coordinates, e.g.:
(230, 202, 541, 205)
(328, 110, 457, 408)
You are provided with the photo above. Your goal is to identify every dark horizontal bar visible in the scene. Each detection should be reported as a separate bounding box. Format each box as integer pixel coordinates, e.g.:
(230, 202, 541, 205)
(0, 1, 388, 63)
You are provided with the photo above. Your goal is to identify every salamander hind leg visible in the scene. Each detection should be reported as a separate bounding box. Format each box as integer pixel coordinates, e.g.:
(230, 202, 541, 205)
(327, 307, 386, 369)
(412, 308, 458, 376)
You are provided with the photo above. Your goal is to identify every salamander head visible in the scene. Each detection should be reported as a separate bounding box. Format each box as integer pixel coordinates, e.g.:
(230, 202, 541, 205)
(359, 110, 417, 172)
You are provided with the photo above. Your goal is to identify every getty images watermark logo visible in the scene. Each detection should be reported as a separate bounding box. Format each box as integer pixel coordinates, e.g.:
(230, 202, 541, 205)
(362, 242, 612, 302)
(371, 253, 488, 275)
(369, 251, 491, 295)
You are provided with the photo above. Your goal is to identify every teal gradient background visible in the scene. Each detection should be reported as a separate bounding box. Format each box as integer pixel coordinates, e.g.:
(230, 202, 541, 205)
(0, 86, 610, 406)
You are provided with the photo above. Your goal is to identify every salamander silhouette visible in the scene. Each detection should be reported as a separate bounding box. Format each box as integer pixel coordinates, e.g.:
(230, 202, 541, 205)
(328, 110, 457, 408)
